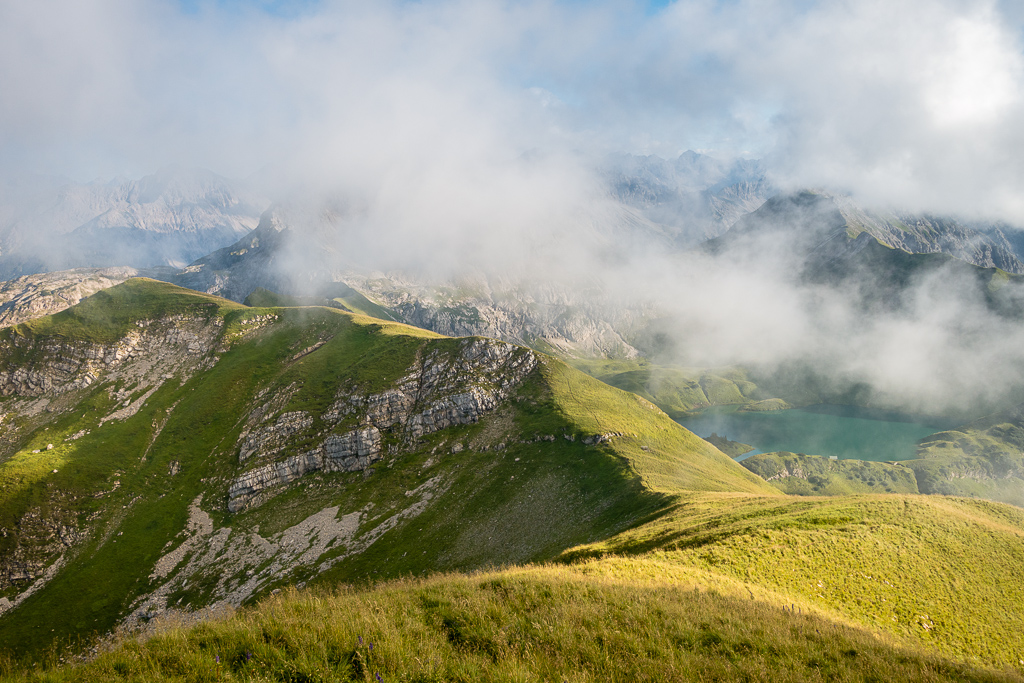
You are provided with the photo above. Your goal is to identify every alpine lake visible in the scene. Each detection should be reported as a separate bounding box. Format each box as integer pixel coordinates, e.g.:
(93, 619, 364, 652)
(678, 404, 957, 462)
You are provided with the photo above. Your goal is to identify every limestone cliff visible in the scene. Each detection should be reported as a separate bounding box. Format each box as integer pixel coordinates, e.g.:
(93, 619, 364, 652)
(226, 338, 538, 512)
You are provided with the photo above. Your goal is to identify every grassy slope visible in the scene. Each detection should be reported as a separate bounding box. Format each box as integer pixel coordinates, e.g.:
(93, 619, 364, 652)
(569, 359, 767, 418)
(563, 492, 1024, 668)
(3, 566, 1021, 683)
(0, 279, 773, 660)
(907, 410, 1024, 507)
(742, 452, 920, 496)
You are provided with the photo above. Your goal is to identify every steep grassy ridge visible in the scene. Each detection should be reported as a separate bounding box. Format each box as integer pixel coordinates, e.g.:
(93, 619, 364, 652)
(242, 284, 402, 323)
(544, 362, 771, 494)
(0, 279, 770, 660)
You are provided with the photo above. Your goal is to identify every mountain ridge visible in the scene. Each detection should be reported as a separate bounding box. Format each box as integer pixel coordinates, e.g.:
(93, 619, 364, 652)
(0, 278, 769, 658)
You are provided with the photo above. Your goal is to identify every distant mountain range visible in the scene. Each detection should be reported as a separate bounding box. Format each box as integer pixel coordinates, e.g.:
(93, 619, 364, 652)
(3, 156, 1024, 421)
(709, 189, 1024, 274)
(2, 152, 1021, 283)
(0, 166, 267, 278)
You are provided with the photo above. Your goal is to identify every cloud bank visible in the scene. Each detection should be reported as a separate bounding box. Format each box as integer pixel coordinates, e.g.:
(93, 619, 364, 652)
(5, 0, 1024, 417)
(3, 0, 1024, 219)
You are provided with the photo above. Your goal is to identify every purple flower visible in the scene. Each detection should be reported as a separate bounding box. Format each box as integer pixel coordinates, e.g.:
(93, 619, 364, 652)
(369, 643, 374, 651)
(358, 635, 363, 645)
(376, 674, 382, 682)
(215, 655, 220, 663)
(245, 651, 252, 662)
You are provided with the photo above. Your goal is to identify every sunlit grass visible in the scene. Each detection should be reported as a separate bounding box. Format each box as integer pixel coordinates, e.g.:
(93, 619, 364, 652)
(3, 566, 1021, 682)
(563, 492, 1024, 667)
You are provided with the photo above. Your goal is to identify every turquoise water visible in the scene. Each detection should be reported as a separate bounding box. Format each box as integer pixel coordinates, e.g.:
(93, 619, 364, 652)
(678, 405, 949, 462)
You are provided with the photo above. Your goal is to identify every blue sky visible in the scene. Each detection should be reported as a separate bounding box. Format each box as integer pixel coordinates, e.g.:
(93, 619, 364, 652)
(177, 0, 322, 17)
(175, 0, 675, 17)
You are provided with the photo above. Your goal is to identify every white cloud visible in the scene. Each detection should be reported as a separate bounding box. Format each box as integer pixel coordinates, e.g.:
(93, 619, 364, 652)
(4, 0, 1024, 413)
(3, 0, 1024, 223)
(923, 13, 1023, 128)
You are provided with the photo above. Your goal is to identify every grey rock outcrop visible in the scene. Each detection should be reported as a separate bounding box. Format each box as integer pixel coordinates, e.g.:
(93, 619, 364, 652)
(350, 276, 645, 360)
(323, 427, 382, 470)
(227, 426, 384, 512)
(237, 411, 313, 462)
(226, 338, 538, 511)
(0, 267, 140, 327)
(0, 504, 85, 605)
(0, 315, 223, 398)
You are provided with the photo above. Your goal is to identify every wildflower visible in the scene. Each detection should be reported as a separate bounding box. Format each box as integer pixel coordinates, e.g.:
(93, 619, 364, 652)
(246, 651, 252, 662)
(215, 655, 220, 663)
(376, 674, 382, 682)
(369, 643, 374, 651)
(358, 635, 363, 645)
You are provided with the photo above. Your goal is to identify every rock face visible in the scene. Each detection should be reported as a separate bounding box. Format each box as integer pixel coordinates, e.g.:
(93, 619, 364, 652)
(0, 315, 223, 398)
(226, 338, 538, 511)
(0, 268, 143, 327)
(348, 274, 647, 360)
(237, 411, 314, 463)
(0, 504, 84, 603)
(831, 195, 1024, 274)
(0, 310, 226, 600)
(170, 212, 298, 302)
